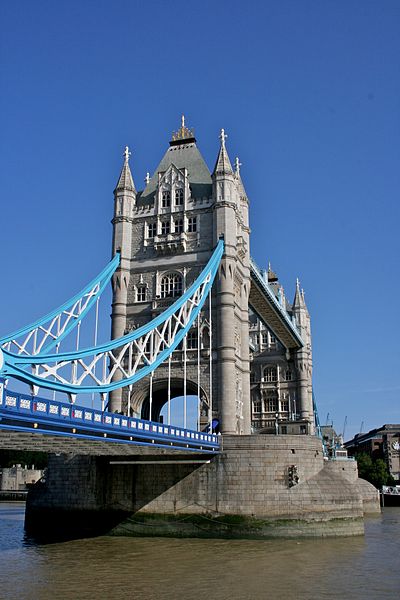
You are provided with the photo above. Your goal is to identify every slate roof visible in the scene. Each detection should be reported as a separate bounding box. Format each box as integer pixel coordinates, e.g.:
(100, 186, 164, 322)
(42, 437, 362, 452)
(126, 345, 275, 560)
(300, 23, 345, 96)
(116, 158, 135, 192)
(137, 141, 212, 206)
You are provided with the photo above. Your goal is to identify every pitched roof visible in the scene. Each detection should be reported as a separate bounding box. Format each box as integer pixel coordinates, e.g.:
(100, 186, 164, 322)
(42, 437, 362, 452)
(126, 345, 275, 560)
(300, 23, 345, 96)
(115, 154, 135, 192)
(138, 141, 212, 205)
(212, 131, 234, 176)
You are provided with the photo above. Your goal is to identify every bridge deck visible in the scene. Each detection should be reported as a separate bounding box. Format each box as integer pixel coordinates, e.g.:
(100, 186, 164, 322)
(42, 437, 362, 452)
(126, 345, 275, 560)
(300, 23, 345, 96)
(0, 386, 219, 454)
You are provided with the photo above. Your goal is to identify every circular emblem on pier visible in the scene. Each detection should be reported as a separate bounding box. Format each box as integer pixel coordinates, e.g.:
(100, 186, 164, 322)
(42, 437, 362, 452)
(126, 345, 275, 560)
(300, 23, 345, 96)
(392, 441, 400, 451)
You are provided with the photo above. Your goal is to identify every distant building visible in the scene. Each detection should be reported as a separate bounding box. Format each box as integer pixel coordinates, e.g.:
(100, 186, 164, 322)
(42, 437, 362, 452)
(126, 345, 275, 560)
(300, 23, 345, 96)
(345, 424, 400, 483)
(0, 465, 44, 491)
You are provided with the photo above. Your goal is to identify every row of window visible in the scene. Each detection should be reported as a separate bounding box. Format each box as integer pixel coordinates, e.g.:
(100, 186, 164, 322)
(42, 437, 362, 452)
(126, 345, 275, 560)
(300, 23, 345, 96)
(161, 189, 184, 207)
(251, 366, 293, 383)
(135, 273, 184, 302)
(253, 393, 290, 414)
(264, 366, 292, 382)
(147, 216, 197, 238)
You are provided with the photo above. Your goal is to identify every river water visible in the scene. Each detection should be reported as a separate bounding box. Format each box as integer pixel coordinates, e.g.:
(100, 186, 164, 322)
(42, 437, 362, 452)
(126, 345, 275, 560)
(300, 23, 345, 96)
(0, 503, 399, 600)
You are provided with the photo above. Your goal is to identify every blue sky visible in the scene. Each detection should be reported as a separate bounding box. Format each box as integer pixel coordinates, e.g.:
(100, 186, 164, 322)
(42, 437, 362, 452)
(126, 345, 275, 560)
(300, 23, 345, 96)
(0, 0, 399, 438)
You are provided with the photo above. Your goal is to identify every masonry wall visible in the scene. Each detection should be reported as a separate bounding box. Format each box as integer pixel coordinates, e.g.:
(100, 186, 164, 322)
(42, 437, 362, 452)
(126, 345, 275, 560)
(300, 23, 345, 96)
(25, 435, 379, 541)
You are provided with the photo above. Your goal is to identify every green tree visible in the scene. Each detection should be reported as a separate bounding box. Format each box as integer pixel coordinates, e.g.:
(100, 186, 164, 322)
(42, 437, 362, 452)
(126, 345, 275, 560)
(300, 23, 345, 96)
(356, 452, 395, 489)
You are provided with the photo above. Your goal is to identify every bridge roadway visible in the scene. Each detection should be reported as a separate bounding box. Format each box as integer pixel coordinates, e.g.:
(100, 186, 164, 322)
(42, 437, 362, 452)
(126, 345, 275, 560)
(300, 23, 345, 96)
(0, 429, 214, 459)
(0, 385, 220, 455)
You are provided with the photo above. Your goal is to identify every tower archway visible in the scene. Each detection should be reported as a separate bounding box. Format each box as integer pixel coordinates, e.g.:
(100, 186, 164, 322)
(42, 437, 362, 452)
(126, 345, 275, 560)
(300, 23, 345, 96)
(130, 378, 210, 429)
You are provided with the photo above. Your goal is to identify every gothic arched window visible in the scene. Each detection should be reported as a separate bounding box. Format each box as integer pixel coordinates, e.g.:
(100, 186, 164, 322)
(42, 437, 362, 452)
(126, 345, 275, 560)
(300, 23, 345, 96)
(175, 188, 184, 206)
(187, 330, 198, 350)
(284, 369, 292, 381)
(160, 273, 183, 298)
(162, 190, 171, 208)
(264, 366, 278, 382)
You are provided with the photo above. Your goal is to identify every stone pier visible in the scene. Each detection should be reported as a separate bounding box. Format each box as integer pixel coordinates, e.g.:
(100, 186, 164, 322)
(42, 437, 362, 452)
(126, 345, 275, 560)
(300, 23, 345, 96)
(25, 435, 379, 541)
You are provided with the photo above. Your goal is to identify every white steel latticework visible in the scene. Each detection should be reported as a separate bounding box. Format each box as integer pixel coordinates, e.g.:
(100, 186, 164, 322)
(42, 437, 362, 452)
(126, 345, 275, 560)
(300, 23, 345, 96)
(0, 241, 223, 396)
(0, 254, 119, 356)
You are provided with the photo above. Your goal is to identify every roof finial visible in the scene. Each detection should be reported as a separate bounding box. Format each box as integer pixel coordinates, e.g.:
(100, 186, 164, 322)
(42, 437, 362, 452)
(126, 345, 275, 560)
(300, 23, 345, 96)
(124, 145, 131, 162)
(268, 261, 272, 271)
(235, 156, 242, 176)
(181, 114, 185, 128)
(145, 172, 150, 185)
(296, 277, 300, 290)
(220, 128, 227, 147)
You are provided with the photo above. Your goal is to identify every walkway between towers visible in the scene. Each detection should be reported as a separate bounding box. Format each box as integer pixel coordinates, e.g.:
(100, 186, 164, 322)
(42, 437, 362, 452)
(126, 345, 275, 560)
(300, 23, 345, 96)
(0, 239, 303, 455)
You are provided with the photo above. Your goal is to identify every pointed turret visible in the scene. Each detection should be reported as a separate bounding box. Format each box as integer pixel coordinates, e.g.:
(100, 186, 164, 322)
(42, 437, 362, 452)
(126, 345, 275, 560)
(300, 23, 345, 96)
(115, 146, 136, 192)
(213, 129, 234, 175)
(292, 277, 313, 431)
(293, 278, 303, 308)
(293, 278, 309, 314)
(110, 146, 136, 413)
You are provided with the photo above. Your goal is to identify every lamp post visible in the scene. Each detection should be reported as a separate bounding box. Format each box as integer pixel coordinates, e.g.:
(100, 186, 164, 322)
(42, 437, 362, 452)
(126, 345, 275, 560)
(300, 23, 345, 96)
(275, 412, 279, 435)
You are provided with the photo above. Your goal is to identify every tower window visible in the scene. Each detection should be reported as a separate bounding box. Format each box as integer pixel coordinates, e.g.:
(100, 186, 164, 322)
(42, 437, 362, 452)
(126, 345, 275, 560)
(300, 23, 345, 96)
(175, 188, 184, 206)
(160, 273, 183, 298)
(136, 285, 146, 302)
(174, 218, 184, 233)
(147, 222, 156, 238)
(188, 217, 197, 233)
(262, 332, 268, 346)
(280, 392, 289, 412)
(264, 366, 277, 382)
(253, 399, 262, 414)
(162, 190, 171, 208)
(187, 330, 198, 350)
(161, 221, 170, 235)
(284, 369, 292, 381)
(264, 390, 278, 412)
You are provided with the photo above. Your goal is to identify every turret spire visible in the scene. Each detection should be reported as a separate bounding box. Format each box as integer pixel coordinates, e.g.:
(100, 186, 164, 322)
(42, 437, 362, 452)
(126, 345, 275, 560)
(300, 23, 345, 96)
(213, 128, 234, 175)
(116, 145, 136, 192)
(293, 277, 307, 309)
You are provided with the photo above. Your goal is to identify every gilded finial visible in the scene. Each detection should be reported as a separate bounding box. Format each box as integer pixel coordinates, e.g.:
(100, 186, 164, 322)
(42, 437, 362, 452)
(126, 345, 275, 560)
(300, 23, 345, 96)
(171, 115, 194, 142)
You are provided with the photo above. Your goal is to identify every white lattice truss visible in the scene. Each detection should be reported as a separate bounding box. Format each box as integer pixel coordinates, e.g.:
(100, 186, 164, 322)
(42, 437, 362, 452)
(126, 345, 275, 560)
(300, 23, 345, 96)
(0, 254, 119, 357)
(2, 286, 100, 357)
(4, 272, 215, 395)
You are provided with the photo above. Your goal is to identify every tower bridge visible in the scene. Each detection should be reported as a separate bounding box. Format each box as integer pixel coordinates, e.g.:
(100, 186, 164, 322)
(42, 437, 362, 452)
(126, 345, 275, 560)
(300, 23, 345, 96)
(0, 118, 379, 540)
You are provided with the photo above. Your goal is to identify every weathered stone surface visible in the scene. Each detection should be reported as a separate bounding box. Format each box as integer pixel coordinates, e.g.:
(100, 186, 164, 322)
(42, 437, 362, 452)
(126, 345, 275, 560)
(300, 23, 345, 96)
(26, 435, 375, 540)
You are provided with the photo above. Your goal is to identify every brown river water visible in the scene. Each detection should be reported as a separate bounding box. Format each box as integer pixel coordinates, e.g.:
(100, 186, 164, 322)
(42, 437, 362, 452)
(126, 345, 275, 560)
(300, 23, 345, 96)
(0, 502, 399, 600)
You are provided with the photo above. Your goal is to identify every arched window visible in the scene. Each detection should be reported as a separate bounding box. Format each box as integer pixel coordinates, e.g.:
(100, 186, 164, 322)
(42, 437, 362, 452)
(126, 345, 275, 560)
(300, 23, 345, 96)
(161, 190, 171, 207)
(284, 369, 292, 381)
(187, 330, 198, 349)
(175, 188, 184, 206)
(136, 285, 146, 302)
(264, 366, 277, 382)
(160, 273, 183, 298)
(174, 218, 184, 233)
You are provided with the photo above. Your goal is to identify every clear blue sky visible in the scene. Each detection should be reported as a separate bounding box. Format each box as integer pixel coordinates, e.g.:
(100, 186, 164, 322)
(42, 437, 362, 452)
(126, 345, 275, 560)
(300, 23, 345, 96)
(0, 0, 399, 439)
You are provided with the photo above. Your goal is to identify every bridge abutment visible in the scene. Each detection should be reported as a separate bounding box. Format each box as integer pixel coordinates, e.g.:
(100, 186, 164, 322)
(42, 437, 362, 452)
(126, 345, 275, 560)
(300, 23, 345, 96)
(25, 435, 379, 541)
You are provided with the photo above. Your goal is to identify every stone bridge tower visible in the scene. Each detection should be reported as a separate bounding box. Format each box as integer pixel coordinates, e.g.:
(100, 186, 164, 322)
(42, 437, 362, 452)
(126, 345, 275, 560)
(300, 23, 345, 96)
(110, 118, 251, 434)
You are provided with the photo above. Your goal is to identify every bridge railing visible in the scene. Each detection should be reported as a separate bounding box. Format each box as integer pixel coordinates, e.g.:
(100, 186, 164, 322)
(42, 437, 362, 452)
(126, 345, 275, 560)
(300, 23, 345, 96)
(0, 384, 219, 453)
